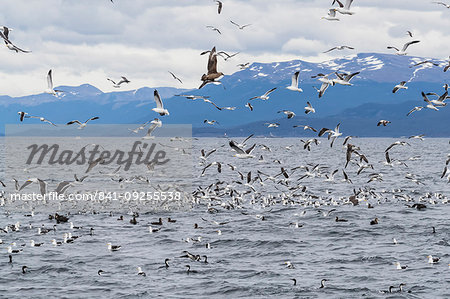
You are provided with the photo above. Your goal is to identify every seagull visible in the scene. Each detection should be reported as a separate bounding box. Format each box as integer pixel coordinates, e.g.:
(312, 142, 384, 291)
(107, 76, 130, 88)
(168, 71, 183, 84)
(444, 57, 450, 72)
(392, 81, 408, 93)
(408, 134, 425, 140)
(0, 27, 31, 53)
(17, 111, 28, 122)
(407, 106, 423, 116)
(143, 118, 162, 139)
(422, 92, 439, 111)
(377, 120, 391, 126)
(387, 41, 420, 56)
(230, 21, 252, 30)
(45, 69, 64, 96)
(394, 262, 408, 269)
(293, 125, 317, 132)
(323, 46, 354, 53)
(321, 8, 340, 21)
(313, 82, 331, 98)
(215, 0, 223, 14)
(206, 26, 221, 34)
(427, 255, 440, 264)
(433, 1, 450, 8)
(27, 115, 57, 126)
(304, 102, 315, 114)
(249, 87, 277, 100)
(385, 141, 410, 152)
(245, 102, 253, 111)
(278, 110, 296, 119)
(199, 46, 224, 89)
(286, 71, 303, 92)
(333, 72, 360, 86)
(318, 123, 342, 147)
(229, 140, 256, 158)
(407, 31, 413, 37)
(204, 119, 219, 125)
(265, 123, 280, 128)
(152, 89, 169, 116)
(137, 267, 146, 276)
(410, 60, 439, 68)
(107, 243, 121, 251)
(237, 63, 250, 69)
(332, 0, 356, 15)
(66, 117, 99, 129)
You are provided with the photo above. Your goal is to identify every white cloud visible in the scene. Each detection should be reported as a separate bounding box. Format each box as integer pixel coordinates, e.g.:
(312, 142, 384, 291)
(0, 0, 449, 96)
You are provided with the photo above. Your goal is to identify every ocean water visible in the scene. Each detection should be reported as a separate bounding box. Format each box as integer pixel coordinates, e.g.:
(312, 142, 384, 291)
(0, 137, 449, 298)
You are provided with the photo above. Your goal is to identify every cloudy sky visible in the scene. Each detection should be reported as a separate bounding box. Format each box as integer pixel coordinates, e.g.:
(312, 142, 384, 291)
(1, 0, 449, 96)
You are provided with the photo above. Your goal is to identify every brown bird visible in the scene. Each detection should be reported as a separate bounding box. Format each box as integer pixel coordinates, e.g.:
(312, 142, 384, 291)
(199, 47, 224, 89)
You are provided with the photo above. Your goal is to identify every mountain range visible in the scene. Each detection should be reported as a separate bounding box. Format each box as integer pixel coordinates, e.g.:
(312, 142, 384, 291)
(1, 52, 449, 137)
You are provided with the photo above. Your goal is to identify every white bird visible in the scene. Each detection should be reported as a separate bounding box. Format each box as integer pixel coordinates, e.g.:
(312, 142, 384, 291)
(392, 81, 408, 93)
(152, 89, 169, 116)
(66, 117, 99, 129)
(45, 69, 64, 96)
(318, 123, 342, 147)
(323, 46, 354, 53)
(249, 87, 277, 101)
(286, 71, 303, 92)
(427, 255, 440, 264)
(394, 262, 407, 270)
(406, 106, 423, 116)
(304, 102, 315, 114)
(107, 76, 130, 88)
(278, 110, 296, 119)
(387, 41, 420, 56)
(265, 123, 280, 128)
(107, 243, 121, 251)
(433, 1, 450, 8)
(313, 82, 331, 98)
(229, 140, 256, 158)
(142, 118, 162, 139)
(230, 20, 252, 30)
(422, 92, 439, 111)
(333, 0, 356, 15)
(333, 72, 360, 86)
(26, 115, 57, 126)
(377, 120, 391, 126)
(321, 8, 340, 21)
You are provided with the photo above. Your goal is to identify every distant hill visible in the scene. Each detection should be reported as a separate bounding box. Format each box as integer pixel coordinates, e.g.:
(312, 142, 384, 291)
(0, 52, 448, 137)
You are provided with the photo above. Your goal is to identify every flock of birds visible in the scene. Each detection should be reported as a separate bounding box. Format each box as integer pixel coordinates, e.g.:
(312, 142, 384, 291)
(0, 0, 449, 296)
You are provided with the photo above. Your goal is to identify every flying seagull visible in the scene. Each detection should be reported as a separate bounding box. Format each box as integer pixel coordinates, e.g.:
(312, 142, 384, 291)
(377, 120, 391, 126)
(318, 123, 342, 147)
(215, 0, 223, 14)
(27, 115, 57, 126)
(199, 46, 224, 89)
(313, 82, 331, 98)
(45, 69, 64, 96)
(204, 119, 219, 125)
(304, 102, 315, 114)
(0, 26, 31, 53)
(230, 21, 252, 30)
(407, 106, 423, 116)
(392, 81, 408, 93)
(206, 26, 221, 34)
(323, 46, 354, 53)
(332, 0, 356, 15)
(249, 87, 277, 100)
(278, 110, 296, 119)
(168, 71, 183, 84)
(245, 102, 253, 111)
(66, 117, 100, 129)
(321, 8, 340, 21)
(433, 1, 450, 8)
(107, 76, 130, 88)
(143, 119, 162, 139)
(229, 140, 256, 158)
(409, 61, 439, 68)
(286, 71, 303, 92)
(152, 89, 169, 116)
(387, 40, 420, 55)
(333, 72, 360, 86)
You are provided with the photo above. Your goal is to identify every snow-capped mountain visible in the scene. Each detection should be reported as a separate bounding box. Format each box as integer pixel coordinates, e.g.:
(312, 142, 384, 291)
(0, 53, 448, 136)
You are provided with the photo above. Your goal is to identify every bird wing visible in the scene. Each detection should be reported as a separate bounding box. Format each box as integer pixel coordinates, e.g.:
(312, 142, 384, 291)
(86, 116, 99, 123)
(387, 46, 400, 52)
(47, 69, 53, 89)
(230, 20, 240, 27)
(241, 134, 254, 144)
(291, 71, 299, 87)
(344, 0, 354, 10)
(154, 90, 164, 109)
(318, 128, 330, 137)
(229, 140, 246, 155)
(67, 120, 82, 125)
(145, 123, 159, 137)
(345, 72, 360, 82)
(264, 87, 277, 96)
(333, 0, 344, 8)
(207, 47, 218, 74)
(323, 47, 337, 53)
(402, 40, 420, 52)
(107, 78, 116, 85)
(245, 144, 256, 154)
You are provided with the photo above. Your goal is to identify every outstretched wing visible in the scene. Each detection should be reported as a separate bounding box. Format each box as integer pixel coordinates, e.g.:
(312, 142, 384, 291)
(154, 89, 164, 109)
